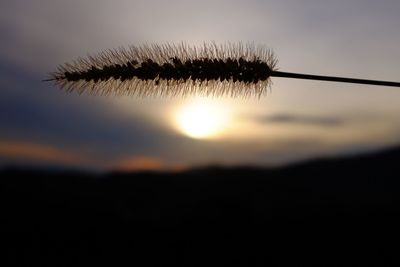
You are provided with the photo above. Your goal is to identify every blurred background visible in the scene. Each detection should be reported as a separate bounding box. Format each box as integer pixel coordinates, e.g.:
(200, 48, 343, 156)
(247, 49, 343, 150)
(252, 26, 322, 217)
(1, 0, 400, 172)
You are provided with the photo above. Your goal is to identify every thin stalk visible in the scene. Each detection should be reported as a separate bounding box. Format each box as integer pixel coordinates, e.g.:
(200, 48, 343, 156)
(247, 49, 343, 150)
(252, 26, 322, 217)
(271, 71, 400, 88)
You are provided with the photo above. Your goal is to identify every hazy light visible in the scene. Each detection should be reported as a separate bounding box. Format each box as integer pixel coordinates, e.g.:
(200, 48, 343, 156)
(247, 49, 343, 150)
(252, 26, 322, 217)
(175, 98, 231, 139)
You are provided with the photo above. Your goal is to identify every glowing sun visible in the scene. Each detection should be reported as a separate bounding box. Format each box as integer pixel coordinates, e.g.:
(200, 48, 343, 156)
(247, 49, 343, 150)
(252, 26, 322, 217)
(175, 99, 231, 139)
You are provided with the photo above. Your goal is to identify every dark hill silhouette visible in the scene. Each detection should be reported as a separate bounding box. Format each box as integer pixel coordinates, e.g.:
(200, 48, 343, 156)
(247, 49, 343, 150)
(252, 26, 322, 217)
(2, 146, 400, 266)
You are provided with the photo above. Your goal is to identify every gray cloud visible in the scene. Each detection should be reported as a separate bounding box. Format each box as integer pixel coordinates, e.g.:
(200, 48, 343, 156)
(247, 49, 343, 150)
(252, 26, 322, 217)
(254, 114, 343, 127)
(0, 61, 184, 165)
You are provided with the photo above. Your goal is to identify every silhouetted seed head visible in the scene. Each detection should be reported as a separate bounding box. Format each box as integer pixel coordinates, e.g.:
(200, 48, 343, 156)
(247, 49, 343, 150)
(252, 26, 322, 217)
(48, 43, 278, 97)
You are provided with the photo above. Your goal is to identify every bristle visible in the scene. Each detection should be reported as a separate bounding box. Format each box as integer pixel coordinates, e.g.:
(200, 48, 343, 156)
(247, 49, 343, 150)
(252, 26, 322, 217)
(50, 42, 278, 97)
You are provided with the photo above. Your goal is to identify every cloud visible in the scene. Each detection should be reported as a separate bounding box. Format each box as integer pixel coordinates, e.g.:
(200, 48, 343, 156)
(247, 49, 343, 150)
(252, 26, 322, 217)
(0, 139, 188, 172)
(0, 62, 184, 162)
(0, 140, 93, 167)
(254, 114, 343, 127)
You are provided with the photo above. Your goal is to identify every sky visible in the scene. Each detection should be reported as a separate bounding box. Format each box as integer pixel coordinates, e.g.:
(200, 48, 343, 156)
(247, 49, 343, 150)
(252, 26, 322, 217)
(1, 0, 400, 171)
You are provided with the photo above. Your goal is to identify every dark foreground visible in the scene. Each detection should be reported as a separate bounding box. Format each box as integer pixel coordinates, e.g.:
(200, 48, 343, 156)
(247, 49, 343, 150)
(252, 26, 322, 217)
(2, 147, 400, 266)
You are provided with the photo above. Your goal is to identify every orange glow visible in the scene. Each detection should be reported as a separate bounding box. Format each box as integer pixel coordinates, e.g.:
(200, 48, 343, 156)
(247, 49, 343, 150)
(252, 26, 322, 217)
(114, 156, 164, 172)
(0, 141, 90, 165)
(113, 156, 185, 172)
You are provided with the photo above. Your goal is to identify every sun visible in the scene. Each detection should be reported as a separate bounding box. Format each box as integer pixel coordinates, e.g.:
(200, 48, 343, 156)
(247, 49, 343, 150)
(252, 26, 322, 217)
(175, 99, 231, 139)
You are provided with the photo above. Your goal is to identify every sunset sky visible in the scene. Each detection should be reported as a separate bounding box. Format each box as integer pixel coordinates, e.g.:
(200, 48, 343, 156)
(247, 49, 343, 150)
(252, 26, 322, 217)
(1, 0, 400, 171)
